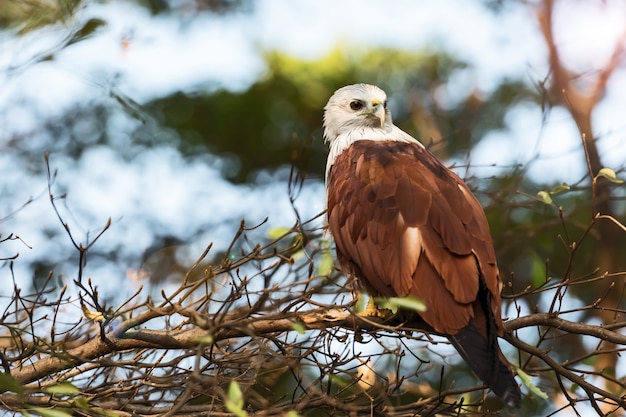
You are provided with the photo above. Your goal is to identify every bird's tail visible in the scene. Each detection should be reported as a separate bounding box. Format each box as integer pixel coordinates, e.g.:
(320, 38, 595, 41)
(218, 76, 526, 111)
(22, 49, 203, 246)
(448, 324, 521, 408)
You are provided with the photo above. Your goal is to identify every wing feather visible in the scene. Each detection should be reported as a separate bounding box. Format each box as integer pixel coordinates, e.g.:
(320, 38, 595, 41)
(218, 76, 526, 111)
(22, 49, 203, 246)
(327, 139, 502, 335)
(412, 254, 473, 332)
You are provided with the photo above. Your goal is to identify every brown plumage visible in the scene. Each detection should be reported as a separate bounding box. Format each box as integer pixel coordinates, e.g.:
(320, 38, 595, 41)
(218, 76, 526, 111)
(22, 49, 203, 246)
(323, 84, 521, 407)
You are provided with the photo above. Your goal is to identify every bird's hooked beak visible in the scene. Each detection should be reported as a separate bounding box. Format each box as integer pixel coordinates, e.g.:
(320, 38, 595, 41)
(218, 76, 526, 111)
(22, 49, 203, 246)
(365, 99, 386, 127)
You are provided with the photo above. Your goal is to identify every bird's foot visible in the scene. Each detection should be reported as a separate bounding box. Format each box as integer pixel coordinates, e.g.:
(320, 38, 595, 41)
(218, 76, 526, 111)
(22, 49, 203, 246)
(359, 297, 393, 319)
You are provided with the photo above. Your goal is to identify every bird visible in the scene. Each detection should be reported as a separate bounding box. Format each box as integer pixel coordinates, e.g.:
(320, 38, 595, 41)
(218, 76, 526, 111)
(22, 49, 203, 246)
(323, 83, 522, 408)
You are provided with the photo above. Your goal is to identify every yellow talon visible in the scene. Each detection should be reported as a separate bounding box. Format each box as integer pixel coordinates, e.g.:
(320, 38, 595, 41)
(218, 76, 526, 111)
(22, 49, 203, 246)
(359, 297, 393, 319)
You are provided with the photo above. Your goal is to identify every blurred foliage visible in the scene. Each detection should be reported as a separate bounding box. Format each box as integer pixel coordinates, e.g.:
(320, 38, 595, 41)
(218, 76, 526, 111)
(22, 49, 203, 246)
(0, 0, 249, 32)
(146, 48, 539, 182)
(0, 0, 83, 33)
(133, 0, 252, 15)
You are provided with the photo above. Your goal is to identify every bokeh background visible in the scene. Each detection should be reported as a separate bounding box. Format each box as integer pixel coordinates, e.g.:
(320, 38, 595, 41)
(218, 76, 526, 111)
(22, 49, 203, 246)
(1, 1, 626, 415)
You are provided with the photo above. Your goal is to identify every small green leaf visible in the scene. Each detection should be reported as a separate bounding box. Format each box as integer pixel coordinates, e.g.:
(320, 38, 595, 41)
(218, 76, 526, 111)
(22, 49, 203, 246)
(551, 183, 570, 194)
(290, 233, 305, 255)
(328, 374, 350, 388)
(377, 296, 426, 313)
(225, 381, 247, 417)
(516, 368, 548, 400)
(292, 322, 306, 335)
(72, 397, 91, 410)
(28, 407, 73, 417)
(0, 372, 25, 395)
(194, 335, 214, 345)
(267, 227, 291, 239)
(227, 381, 243, 405)
(43, 382, 79, 396)
(285, 411, 301, 417)
(596, 167, 624, 184)
(529, 253, 548, 288)
(536, 191, 553, 205)
(582, 354, 598, 367)
(316, 249, 335, 277)
(354, 294, 366, 314)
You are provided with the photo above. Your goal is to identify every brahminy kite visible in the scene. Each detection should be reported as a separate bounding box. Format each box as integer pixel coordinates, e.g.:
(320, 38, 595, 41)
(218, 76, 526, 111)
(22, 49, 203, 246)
(323, 83, 521, 407)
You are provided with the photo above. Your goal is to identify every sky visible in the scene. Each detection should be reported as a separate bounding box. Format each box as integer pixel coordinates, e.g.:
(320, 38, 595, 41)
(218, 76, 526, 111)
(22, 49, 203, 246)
(1, 1, 625, 414)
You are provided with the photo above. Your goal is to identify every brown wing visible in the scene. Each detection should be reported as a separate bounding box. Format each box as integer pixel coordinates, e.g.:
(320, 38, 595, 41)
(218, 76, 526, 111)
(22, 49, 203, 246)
(326, 140, 503, 335)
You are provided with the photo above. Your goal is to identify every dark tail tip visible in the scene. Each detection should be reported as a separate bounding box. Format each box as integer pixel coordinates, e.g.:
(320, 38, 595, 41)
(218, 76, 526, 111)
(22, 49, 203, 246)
(449, 326, 522, 408)
(491, 361, 522, 408)
(500, 380, 522, 408)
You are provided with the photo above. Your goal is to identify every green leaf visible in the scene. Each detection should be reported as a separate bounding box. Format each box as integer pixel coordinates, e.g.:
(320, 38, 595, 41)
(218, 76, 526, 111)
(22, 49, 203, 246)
(596, 167, 624, 184)
(227, 381, 243, 405)
(43, 382, 79, 396)
(72, 397, 91, 410)
(0, 372, 25, 395)
(267, 227, 291, 239)
(551, 183, 570, 194)
(285, 411, 301, 417)
(516, 368, 548, 400)
(354, 294, 366, 314)
(536, 191, 553, 205)
(529, 253, 548, 288)
(328, 374, 350, 388)
(316, 248, 335, 277)
(377, 296, 426, 313)
(28, 407, 73, 417)
(292, 322, 306, 335)
(582, 354, 598, 367)
(225, 381, 247, 417)
(290, 233, 305, 257)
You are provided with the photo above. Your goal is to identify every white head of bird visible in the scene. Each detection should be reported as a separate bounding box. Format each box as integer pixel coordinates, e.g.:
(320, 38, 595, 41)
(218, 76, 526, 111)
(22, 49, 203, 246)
(323, 83, 417, 179)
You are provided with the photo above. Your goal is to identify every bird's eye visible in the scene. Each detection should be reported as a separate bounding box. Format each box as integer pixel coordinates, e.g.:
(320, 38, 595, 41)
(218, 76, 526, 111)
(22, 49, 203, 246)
(349, 100, 363, 111)
(383, 101, 388, 109)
